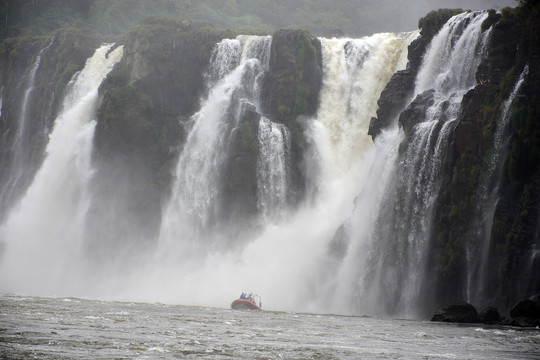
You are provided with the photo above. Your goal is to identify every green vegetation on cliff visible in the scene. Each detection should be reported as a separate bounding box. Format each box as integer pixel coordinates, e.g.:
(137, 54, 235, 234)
(94, 18, 236, 193)
(418, 8, 464, 42)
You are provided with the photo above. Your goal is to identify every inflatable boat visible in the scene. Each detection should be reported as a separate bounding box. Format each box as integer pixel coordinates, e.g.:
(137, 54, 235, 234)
(231, 293, 261, 310)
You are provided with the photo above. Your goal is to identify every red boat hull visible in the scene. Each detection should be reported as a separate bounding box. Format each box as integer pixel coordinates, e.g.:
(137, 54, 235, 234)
(231, 299, 261, 310)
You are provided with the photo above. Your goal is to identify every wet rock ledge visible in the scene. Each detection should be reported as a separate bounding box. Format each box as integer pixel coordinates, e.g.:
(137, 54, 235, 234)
(431, 299, 540, 327)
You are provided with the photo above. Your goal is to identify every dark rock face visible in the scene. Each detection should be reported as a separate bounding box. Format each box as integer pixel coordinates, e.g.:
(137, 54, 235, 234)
(431, 302, 479, 323)
(369, 9, 461, 139)
(0, 36, 51, 216)
(262, 30, 322, 123)
(121, 18, 234, 119)
(220, 101, 261, 227)
(485, 6, 540, 311)
(261, 29, 322, 125)
(398, 89, 437, 137)
(510, 299, 540, 323)
(417, 9, 464, 45)
(261, 29, 323, 205)
(368, 68, 416, 137)
(426, 7, 540, 315)
(478, 306, 502, 324)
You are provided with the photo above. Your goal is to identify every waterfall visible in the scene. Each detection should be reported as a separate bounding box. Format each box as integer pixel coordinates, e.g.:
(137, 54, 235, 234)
(2, 11, 530, 317)
(0, 44, 123, 295)
(0, 87, 3, 117)
(467, 64, 530, 305)
(206, 35, 271, 88)
(159, 36, 277, 256)
(257, 117, 291, 220)
(380, 11, 490, 317)
(106, 31, 416, 310)
(316, 34, 414, 174)
(415, 12, 491, 94)
(0, 37, 54, 212)
(327, 11, 492, 317)
(300, 32, 418, 313)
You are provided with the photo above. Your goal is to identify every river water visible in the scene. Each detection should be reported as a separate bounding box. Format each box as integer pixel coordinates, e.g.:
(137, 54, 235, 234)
(1, 294, 538, 359)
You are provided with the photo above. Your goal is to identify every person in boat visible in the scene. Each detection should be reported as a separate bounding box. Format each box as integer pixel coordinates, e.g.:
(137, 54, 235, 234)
(240, 292, 245, 299)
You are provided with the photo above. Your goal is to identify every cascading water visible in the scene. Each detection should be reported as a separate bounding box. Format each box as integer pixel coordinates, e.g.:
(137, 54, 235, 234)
(256, 117, 291, 220)
(307, 33, 418, 314)
(108, 31, 416, 311)
(0, 44, 123, 295)
(467, 64, 530, 306)
(326, 11, 492, 318)
(0, 37, 54, 212)
(316, 34, 414, 174)
(158, 35, 279, 256)
(0, 87, 3, 117)
(14, 41, 49, 155)
(1, 12, 528, 318)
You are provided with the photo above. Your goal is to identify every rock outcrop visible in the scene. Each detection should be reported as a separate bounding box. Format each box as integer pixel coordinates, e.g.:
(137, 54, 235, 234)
(261, 29, 323, 204)
(508, 299, 540, 327)
(429, 6, 540, 312)
(478, 306, 502, 324)
(397, 89, 437, 137)
(261, 29, 322, 125)
(221, 102, 261, 226)
(368, 9, 462, 138)
(431, 302, 479, 323)
(431, 299, 539, 327)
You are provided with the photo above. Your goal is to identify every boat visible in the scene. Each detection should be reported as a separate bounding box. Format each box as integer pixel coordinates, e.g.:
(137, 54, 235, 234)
(231, 293, 261, 310)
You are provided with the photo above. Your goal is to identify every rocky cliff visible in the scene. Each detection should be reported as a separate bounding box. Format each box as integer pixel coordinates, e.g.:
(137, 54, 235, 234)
(428, 6, 539, 312)
(369, 6, 540, 314)
(261, 28, 323, 204)
(368, 9, 463, 137)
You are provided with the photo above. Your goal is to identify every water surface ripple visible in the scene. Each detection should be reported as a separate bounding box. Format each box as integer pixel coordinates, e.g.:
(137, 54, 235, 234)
(0, 294, 538, 359)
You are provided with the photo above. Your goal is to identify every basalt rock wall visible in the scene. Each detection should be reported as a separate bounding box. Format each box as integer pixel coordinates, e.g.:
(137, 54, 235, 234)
(369, 6, 540, 314)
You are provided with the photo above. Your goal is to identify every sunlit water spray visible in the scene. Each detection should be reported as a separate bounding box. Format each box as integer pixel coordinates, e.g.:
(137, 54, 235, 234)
(0, 44, 123, 295)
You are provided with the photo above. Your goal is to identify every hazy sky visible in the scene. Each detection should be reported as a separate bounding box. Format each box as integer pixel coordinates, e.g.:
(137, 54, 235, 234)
(361, 0, 519, 34)
(426, 0, 516, 11)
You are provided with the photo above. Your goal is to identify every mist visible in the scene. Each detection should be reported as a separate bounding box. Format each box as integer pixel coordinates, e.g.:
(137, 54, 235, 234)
(2, 0, 519, 39)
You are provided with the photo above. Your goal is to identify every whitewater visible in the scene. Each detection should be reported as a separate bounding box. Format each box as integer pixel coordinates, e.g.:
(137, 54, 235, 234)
(0, 44, 124, 294)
